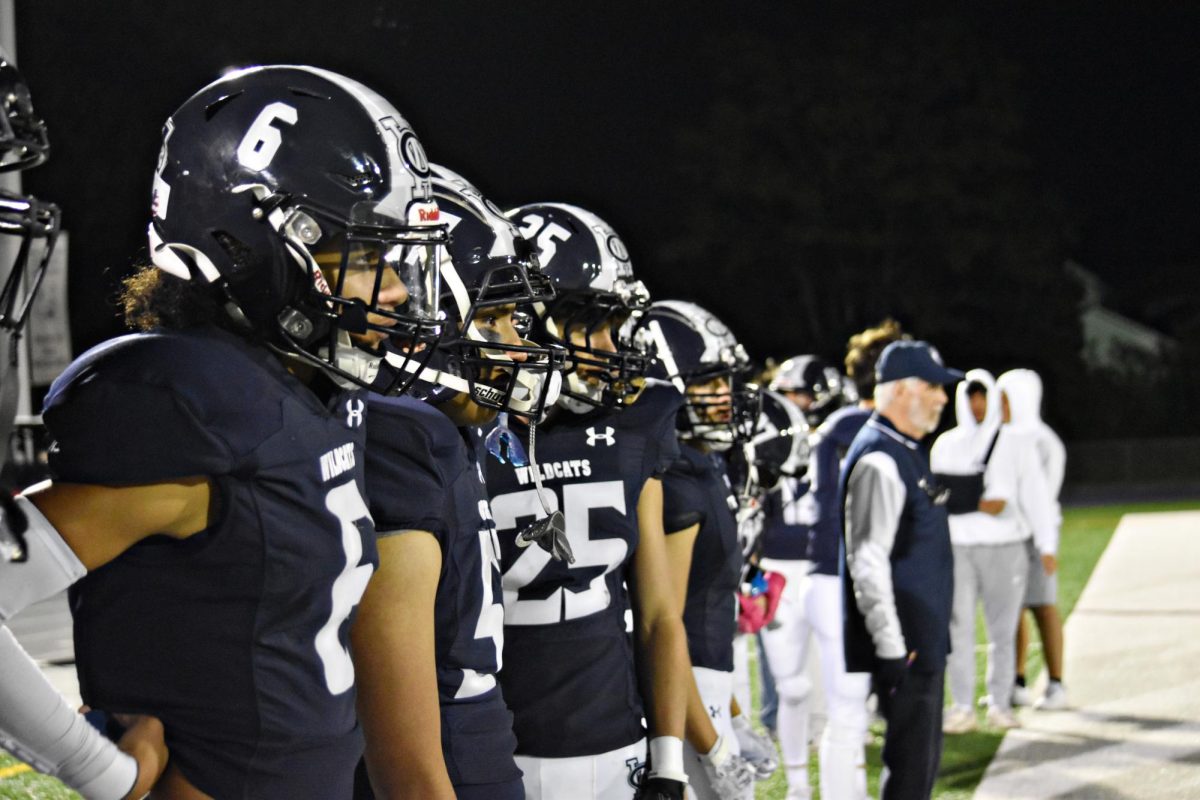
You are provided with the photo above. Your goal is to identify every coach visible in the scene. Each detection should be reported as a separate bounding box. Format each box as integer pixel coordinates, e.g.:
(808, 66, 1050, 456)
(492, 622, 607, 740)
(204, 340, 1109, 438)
(839, 341, 963, 800)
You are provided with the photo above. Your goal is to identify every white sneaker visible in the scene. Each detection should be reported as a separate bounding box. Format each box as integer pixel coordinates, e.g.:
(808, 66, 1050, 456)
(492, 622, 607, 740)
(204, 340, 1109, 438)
(942, 706, 977, 734)
(1012, 684, 1031, 707)
(1034, 681, 1069, 710)
(986, 705, 1021, 730)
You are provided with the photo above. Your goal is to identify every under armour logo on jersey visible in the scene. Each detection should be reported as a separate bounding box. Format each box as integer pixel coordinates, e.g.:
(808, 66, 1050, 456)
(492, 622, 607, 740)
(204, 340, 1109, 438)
(709, 704, 722, 719)
(625, 756, 647, 790)
(586, 426, 616, 447)
(345, 398, 365, 428)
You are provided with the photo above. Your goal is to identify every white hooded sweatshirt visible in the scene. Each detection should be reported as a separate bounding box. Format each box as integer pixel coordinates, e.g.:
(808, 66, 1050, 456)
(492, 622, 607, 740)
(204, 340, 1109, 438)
(997, 368, 1066, 534)
(931, 369, 1057, 551)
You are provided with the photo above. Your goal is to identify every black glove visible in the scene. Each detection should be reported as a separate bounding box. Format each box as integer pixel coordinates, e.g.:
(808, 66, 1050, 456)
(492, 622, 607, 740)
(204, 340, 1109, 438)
(634, 776, 686, 800)
(874, 654, 911, 697)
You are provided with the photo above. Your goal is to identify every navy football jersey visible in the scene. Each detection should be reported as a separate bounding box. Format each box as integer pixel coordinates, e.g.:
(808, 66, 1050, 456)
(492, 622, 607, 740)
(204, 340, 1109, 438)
(662, 444, 741, 672)
(481, 382, 682, 758)
(807, 406, 871, 575)
(362, 395, 520, 787)
(759, 476, 813, 562)
(48, 327, 377, 800)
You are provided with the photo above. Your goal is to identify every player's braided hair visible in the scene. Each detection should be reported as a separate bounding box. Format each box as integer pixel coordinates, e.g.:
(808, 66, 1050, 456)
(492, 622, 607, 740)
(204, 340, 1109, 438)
(845, 317, 909, 399)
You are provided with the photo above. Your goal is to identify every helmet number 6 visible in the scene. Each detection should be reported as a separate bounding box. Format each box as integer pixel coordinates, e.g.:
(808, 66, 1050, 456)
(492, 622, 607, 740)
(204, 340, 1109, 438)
(237, 102, 298, 171)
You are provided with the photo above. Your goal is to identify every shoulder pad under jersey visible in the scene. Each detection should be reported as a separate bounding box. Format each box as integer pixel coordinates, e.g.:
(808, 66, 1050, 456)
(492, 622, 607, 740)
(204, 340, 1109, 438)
(364, 394, 461, 536)
(43, 329, 291, 484)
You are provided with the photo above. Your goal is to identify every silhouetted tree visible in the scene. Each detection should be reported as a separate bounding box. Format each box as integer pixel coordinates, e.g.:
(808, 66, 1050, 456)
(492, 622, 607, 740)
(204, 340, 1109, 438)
(664, 15, 1091, 435)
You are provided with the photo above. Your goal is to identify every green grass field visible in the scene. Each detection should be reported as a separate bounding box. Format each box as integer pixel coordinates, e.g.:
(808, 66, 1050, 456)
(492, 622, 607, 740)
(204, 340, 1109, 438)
(2, 500, 1196, 800)
(0, 752, 79, 800)
(751, 499, 1200, 800)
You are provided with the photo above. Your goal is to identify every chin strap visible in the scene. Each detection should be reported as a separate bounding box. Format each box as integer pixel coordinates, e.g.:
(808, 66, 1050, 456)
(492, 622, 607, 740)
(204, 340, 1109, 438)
(383, 347, 554, 415)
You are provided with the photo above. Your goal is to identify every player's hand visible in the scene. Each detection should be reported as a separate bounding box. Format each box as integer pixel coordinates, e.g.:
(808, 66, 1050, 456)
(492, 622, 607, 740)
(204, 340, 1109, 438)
(700, 734, 755, 799)
(634, 776, 685, 800)
(731, 713, 777, 780)
(113, 714, 168, 800)
(875, 651, 916, 697)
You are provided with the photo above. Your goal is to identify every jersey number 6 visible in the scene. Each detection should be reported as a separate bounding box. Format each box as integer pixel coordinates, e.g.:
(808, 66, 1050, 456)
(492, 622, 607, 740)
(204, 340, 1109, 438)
(316, 481, 375, 695)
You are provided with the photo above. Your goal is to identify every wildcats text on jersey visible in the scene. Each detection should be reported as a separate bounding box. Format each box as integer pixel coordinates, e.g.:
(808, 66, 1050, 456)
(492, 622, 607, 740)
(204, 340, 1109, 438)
(320, 442, 356, 482)
(513, 458, 592, 485)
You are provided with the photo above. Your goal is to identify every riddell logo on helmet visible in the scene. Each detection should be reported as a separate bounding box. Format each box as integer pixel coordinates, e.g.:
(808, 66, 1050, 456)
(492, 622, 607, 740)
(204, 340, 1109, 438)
(312, 268, 331, 296)
(418, 208, 440, 222)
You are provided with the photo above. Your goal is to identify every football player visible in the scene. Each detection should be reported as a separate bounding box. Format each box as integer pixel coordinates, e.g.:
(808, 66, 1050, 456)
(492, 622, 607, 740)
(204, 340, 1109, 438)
(0, 48, 168, 800)
(481, 203, 692, 799)
(761, 323, 909, 800)
(1, 65, 446, 799)
(351, 165, 564, 800)
(735, 388, 810, 735)
(759, 354, 864, 800)
(643, 300, 765, 800)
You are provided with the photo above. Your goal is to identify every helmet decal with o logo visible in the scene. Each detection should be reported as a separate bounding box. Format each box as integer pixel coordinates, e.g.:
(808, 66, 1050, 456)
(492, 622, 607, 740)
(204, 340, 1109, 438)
(606, 234, 629, 262)
(400, 129, 430, 177)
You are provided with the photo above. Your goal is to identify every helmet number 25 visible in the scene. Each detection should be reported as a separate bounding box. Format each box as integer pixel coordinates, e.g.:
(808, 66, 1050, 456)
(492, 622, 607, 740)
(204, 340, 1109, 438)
(517, 214, 572, 267)
(237, 102, 298, 172)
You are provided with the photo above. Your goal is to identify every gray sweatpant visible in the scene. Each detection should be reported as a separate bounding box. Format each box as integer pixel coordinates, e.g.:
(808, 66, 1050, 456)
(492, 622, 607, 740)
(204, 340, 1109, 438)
(947, 541, 1029, 710)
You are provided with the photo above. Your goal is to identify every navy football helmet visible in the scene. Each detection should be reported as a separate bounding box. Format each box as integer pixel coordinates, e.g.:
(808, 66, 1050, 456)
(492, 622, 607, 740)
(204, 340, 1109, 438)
(381, 165, 564, 417)
(148, 65, 446, 387)
(745, 389, 810, 494)
(507, 203, 652, 411)
(639, 300, 760, 450)
(769, 354, 851, 425)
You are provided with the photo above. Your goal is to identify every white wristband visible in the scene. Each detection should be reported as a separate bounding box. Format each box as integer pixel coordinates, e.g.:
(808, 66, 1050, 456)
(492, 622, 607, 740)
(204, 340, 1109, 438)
(648, 735, 688, 783)
(703, 732, 731, 766)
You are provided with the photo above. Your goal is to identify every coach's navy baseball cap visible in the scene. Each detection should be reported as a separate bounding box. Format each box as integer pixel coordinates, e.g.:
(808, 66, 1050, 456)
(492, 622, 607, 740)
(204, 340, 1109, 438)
(875, 340, 964, 385)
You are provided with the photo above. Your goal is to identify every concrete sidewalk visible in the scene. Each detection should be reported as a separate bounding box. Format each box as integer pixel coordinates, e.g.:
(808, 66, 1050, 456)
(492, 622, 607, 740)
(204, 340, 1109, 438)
(975, 510, 1200, 800)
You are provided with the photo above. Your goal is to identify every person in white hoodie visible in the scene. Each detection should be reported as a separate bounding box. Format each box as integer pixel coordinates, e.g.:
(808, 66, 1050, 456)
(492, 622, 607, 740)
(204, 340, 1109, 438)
(931, 369, 1057, 732)
(997, 368, 1069, 710)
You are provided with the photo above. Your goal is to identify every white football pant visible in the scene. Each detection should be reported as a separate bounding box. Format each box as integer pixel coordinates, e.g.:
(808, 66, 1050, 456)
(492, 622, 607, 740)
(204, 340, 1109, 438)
(732, 634, 752, 718)
(759, 561, 869, 800)
(517, 739, 646, 800)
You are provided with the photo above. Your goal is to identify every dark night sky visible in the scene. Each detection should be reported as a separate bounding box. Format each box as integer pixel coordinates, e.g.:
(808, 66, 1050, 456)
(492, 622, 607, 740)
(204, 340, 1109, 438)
(13, 2, 1200, 364)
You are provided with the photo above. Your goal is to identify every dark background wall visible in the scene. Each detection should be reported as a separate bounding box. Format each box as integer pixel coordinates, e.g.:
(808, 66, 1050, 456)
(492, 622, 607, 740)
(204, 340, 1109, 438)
(13, 2, 1200, 442)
